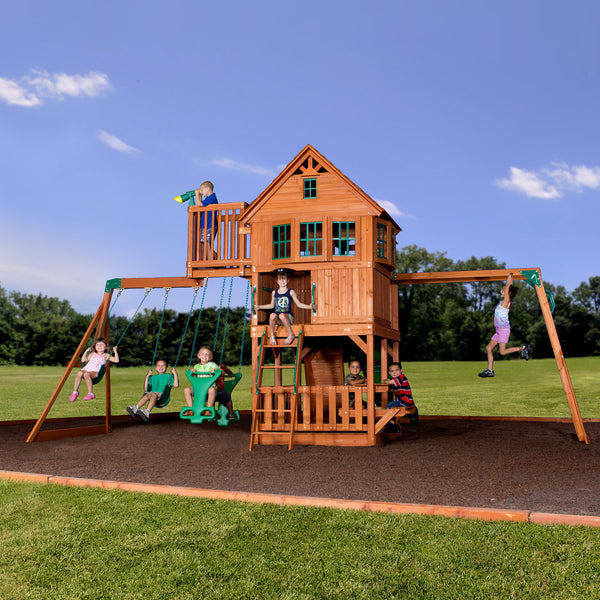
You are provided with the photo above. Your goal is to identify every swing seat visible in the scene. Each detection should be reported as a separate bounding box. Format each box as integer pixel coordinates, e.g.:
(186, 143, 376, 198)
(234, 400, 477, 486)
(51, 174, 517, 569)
(151, 382, 173, 409)
(81, 363, 106, 385)
(180, 369, 222, 424)
(223, 372, 243, 394)
(212, 373, 242, 426)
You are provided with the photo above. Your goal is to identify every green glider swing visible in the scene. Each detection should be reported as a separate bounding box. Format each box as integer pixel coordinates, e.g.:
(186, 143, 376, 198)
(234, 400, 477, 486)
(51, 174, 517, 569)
(180, 278, 249, 425)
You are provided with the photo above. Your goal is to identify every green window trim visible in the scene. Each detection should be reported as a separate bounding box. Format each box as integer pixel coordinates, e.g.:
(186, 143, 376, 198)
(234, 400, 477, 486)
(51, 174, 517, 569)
(300, 222, 322, 257)
(303, 178, 317, 199)
(272, 224, 291, 260)
(376, 223, 388, 259)
(332, 221, 356, 256)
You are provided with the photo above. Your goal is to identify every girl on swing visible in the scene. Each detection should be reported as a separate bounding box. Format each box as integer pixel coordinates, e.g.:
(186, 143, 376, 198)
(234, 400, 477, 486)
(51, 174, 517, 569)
(254, 269, 314, 345)
(70, 337, 119, 401)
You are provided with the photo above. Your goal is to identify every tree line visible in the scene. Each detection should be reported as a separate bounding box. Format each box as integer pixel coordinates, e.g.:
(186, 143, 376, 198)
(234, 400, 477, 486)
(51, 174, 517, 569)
(1, 245, 598, 366)
(0, 287, 251, 368)
(396, 245, 600, 360)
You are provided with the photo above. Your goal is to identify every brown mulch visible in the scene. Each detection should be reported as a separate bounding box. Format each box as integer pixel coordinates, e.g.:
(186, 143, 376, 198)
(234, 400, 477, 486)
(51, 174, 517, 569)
(1, 414, 600, 516)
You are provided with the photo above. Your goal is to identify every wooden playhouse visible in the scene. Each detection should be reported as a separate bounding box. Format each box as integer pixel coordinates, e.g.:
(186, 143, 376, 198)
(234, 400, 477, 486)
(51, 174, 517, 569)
(27, 144, 589, 446)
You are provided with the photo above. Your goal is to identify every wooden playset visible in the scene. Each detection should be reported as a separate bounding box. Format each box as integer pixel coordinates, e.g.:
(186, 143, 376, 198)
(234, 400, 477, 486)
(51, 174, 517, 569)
(26, 145, 589, 446)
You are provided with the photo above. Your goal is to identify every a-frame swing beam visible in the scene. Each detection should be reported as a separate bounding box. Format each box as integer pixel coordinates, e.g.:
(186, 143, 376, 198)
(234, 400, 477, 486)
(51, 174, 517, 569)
(26, 290, 114, 443)
(393, 268, 589, 444)
(26, 274, 249, 443)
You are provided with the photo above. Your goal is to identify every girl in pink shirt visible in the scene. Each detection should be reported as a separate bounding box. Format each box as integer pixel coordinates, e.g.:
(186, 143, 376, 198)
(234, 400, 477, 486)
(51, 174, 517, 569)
(70, 337, 119, 401)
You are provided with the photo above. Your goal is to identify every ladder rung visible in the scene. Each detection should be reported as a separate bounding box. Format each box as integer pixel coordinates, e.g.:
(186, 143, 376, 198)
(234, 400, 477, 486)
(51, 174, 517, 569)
(262, 365, 295, 370)
(254, 409, 293, 414)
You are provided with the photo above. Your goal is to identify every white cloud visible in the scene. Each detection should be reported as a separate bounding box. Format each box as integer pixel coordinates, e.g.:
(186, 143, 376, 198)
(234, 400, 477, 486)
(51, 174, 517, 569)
(496, 167, 560, 199)
(98, 130, 140, 154)
(211, 157, 277, 178)
(0, 77, 41, 107)
(376, 199, 414, 219)
(0, 69, 111, 107)
(496, 162, 600, 199)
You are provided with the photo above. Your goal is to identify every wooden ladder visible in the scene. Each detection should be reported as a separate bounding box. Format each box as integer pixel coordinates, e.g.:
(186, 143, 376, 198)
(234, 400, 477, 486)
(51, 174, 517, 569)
(250, 327, 303, 450)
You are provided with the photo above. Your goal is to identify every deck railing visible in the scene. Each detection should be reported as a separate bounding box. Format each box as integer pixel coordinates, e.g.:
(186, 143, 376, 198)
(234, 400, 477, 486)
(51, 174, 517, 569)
(254, 384, 391, 433)
(187, 202, 250, 271)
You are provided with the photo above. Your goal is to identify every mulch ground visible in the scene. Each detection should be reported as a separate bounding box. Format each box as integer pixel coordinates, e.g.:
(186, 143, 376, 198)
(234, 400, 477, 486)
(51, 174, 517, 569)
(2, 414, 600, 516)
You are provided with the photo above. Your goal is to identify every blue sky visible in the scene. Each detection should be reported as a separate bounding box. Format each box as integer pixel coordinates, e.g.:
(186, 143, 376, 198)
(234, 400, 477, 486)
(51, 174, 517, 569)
(1, 0, 599, 317)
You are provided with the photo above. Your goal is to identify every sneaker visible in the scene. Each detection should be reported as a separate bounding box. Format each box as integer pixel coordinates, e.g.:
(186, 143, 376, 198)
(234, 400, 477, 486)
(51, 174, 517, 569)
(69, 392, 79, 402)
(82, 393, 96, 400)
(478, 369, 495, 378)
(139, 408, 150, 422)
(521, 344, 531, 361)
(226, 413, 237, 421)
(126, 405, 139, 418)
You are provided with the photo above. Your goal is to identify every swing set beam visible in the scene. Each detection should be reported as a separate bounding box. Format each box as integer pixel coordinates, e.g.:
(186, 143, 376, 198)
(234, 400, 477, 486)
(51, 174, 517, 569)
(26, 273, 250, 443)
(393, 267, 589, 444)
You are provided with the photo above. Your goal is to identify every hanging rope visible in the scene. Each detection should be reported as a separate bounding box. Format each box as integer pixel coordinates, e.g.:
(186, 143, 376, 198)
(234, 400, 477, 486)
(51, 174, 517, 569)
(114, 288, 152, 349)
(150, 288, 171, 370)
(217, 277, 235, 365)
(238, 279, 251, 373)
(212, 278, 228, 354)
(174, 286, 200, 368)
(188, 278, 209, 367)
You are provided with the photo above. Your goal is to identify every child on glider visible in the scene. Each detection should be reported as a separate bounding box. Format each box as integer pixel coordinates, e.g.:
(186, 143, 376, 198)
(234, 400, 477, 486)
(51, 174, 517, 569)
(183, 346, 236, 420)
(70, 337, 119, 401)
(254, 269, 314, 345)
(214, 361, 238, 421)
(127, 359, 179, 422)
(479, 273, 531, 378)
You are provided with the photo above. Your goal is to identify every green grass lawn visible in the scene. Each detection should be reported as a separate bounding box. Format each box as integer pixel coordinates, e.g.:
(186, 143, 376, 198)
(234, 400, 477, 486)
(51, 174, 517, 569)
(2, 360, 600, 598)
(2, 357, 599, 422)
(1, 480, 600, 599)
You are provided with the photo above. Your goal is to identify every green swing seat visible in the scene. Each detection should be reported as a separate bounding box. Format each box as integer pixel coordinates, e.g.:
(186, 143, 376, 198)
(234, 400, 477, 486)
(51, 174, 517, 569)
(180, 369, 241, 426)
(148, 378, 174, 409)
(80, 362, 106, 386)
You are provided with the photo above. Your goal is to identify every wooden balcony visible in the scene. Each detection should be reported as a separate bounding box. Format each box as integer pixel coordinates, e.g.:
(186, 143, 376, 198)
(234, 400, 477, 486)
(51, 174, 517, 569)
(186, 202, 250, 275)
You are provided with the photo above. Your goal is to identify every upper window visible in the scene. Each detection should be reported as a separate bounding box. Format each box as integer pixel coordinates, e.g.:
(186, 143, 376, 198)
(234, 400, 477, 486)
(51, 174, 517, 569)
(376, 223, 388, 259)
(272, 224, 291, 260)
(300, 222, 322, 257)
(332, 222, 356, 256)
(303, 178, 317, 199)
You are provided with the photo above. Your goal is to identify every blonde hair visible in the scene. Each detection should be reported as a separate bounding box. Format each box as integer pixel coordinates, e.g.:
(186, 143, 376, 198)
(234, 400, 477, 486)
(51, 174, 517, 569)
(200, 181, 214, 192)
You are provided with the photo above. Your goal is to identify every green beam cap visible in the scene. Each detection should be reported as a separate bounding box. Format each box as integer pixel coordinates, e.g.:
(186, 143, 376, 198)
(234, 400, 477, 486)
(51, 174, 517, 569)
(519, 269, 541, 288)
(105, 278, 122, 292)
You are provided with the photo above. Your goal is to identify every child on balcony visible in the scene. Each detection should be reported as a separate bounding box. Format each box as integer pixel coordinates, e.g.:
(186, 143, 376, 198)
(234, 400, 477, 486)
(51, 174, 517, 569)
(254, 269, 315, 345)
(193, 181, 218, 258)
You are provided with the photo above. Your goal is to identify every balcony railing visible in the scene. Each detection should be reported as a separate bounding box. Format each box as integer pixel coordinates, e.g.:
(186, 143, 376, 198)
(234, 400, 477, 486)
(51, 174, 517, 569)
(187, 202, 250, 271)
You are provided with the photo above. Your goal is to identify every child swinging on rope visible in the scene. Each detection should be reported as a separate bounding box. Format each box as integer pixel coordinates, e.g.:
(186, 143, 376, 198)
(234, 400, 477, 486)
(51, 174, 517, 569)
(70, 337, 119, 401)
(127, 359, 179, 422)
(479, 273, 531, 378)
(254, 269, 314, 345)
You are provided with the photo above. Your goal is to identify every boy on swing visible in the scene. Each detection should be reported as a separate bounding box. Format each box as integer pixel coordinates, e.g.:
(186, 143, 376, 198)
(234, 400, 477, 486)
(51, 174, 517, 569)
(127, 359, 179, 422)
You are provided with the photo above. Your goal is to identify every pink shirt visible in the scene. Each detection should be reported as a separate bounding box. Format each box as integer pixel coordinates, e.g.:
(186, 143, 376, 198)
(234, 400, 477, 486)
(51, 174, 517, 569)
(83, 352, 107, 373)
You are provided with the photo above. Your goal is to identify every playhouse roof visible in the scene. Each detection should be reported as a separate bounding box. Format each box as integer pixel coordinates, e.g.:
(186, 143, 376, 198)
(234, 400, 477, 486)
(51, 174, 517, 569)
(241, 144, 401, 230)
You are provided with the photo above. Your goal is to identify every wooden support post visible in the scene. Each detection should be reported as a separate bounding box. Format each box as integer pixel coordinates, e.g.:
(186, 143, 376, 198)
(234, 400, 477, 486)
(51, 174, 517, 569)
(26, 293, 112, 443)
(366, 334, 376, 445)
(534, 277, 589, 444)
